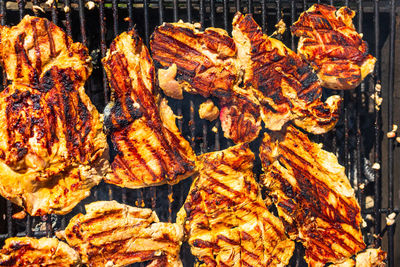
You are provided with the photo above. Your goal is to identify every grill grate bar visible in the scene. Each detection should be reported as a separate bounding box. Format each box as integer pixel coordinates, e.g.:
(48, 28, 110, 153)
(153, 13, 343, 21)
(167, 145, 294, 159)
(112, 0, 119, 37)
(210, 0, 215, 27)
(173, 0, 178, 21)
(223, 0, 229, 30)
(290, 0, 296, 49)
(159, 0, 164, 24)
(78, 0, 87, 46)
(236, 0, 241, 13)
(387, 0, 396, 265)
(200, 0, 205, 26)
(144, 0, 150, 45)
(64, 0, 73, 36)
(18, 0, 24, 19)
(261, 0, 266, 32)
(187, 0, 192, 21)
(248, 0, 253, 14)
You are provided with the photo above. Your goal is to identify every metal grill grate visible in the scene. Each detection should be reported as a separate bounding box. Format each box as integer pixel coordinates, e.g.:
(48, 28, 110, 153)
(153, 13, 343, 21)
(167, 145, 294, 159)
(0, 0, 399, 266)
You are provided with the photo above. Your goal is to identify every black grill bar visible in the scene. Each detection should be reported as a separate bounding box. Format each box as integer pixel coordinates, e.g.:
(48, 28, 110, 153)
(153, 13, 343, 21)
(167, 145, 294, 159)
(248, 0, 253, 14)
(387, 0, 396, 265)
(210, 0, 215, 27)
(112, 0, 119, 37)
(200, 0, 205, 26)
(78, 0, 87, 46)
(64, 0, 73, 36)
(290, 0, 296, 49)
(173, 0, 178, 21)
(158, 0, 164, 24)
(144, 0, 150, 45)
(236, 0, 241, 13)
(18, 0, 24, 19)
(261, 0, 267, 32)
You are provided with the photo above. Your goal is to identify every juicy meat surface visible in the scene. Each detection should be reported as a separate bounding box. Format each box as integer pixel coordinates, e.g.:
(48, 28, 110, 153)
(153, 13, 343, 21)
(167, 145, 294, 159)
(0, 15, 109, 216)
(151, 22, 239, 98)
(177, 143, 295, 266)
(330, 248, 387, 267)
(102, 29, 197, 189)
(199, 99, 219, 121)
(62, 201, 183, 267)
(260, 125, 365, 266)
(291, 4, 376, 90)
(232, 12, 341, 134)
(0, 237, 81, 266)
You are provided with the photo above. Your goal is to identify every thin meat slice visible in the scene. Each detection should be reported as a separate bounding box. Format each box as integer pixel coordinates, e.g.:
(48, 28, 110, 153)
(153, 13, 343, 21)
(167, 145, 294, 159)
(291, 4, 376, 90)
(61, 201, 183, 267)
(260, 125, 366, 266)
(232, 12, 341, 134)
(177, 143, 295, 266)
(102, 29, 197, 189)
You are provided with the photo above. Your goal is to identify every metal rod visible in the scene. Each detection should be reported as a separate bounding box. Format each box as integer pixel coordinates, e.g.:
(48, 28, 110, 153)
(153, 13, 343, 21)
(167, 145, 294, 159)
(78, 0, 88, 46)
(236, 0, 240, 13)
(290, 0, 296, 50)
(214, 121, 220, 151)
(51, 0, 58, 24)
(187, 0, 192, 22)
(7, 201, 12, 237)
(99, 0, 109, 103)
(190, 100, 195, 149)
(26, 215, 32, 237)
(200, 0, 205, 28)
(223, 0, 229, 31)
(173, 0, 178, 21)
(248, 0, 253, 14)
(168, 185, 173, 222)
(150, 187, 156, 210)
(210, 0, 215, 27)
(64, 0, 73, 37)
(373, 0, 382, 248)
(18, 0, 24, 20)
(158, 0, 164, 24)
(144, 0, 150, 46)
(112, 0, 119, 37)
(0, 0, 5, 25)
(387, 0, 395, 265)
(202, 121, 208, 154)
(261, 0, 267, 33)
(128, 0, 134, 29)
(276, 0, 282, 40)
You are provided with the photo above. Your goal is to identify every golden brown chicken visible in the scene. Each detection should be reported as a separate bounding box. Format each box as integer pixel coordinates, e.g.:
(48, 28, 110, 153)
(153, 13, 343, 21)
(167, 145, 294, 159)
(260, 125, 366, 266)
(61, 201, 183, 267)
(102, 29, 197, 189)
(232, 12, 341, 134)
(331, 248, 387, 267)
(177, 144, 295, 266)
(0, 237, 81, 266)
(291, 4, 376, 90)
(0, 15, 109, 216)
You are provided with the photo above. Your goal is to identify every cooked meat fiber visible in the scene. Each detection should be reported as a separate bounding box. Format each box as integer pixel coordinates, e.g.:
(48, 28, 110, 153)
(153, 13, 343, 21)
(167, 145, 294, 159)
(177, 144, 295, 266)
(102, 29, 196, 189)
(291, 4, 376, 90)
(151, 22, 262, 143)
(330, 248, 387, 267)
(0, 15, 109, 216)
(232, 12, 341, 134)
(62, 201, 183, 267)
(260, 125, 365, 266)
(0, 237, 81, 266)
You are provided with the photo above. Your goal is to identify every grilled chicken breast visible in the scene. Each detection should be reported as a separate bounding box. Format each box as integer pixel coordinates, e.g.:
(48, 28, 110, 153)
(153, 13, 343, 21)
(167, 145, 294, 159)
(260, 125, 365, 266)
(232, 12, 341, 133)
(177, 144, 295, 266)
(331, 248, 387, 267)
(291, 4, 376, 90)
(0, 237, 81, 266)
(61, 201, 183, 267)
(0, 15, 109, 216)
(102, 29, 196, 189)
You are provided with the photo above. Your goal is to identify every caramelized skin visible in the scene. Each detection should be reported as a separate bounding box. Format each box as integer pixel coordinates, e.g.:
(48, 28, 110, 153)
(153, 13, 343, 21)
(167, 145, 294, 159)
(177, 144, 295, 266)
(0, 237, 81, 266)
(151, 23, 238, 98)
(0, 15, 108, 216)
(102, 29, 196, 189)
(63, 201, 183, 267)
(291, 4, 376, 90)
(232, 13, 341, 134)
(260, 125, 365, 266)
(330, 248, 387, 267)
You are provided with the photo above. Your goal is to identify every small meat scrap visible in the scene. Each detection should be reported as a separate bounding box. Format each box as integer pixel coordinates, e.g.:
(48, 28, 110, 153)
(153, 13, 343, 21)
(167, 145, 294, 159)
(199, 99, 219, 121)
(291, 4, 376, 90)
(232, 12, 341, 134)
(177, 144, 295, 266)
(0, 237, 81, 266)
(62, 201, 183, 267)
(260, 125, 366, 266)
(158, 64, 183, 99)
(102, 29, 197, 189)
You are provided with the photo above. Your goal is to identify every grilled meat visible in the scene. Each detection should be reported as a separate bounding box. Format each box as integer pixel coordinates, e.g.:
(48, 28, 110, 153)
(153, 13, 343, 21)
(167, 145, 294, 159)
(331, 248, 387, 267)
(260, 125, 365, 266)
(177, 143, 295, 266)
(291, 4, 376, 90)
(102, 29, 197, 189)
(232, 12, 341, 134)
(151, 22, 239, 98)
(0, 237, 81, 266)
(0, 15, 109, 216)
(62, 201, 183, 267)
(199, 99, 219, 121)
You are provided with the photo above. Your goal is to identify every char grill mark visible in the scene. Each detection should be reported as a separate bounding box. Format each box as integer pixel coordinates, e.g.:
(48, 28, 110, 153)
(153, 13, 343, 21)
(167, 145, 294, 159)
(0, 237, 81, 266)
(177, 144, 295, 266)
(232, 12, 341, 134)
(150, 23, 238, 98)
(102, 29, 196, 189)
(291, 4, 376, 90)
(0, 15, 109, 216)
(260, 125, 366, 266)
(63, 201, 184, 267)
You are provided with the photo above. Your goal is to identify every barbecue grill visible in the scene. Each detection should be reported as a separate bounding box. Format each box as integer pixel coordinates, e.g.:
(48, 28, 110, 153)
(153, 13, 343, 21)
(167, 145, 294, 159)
(0, 0, 399, 266)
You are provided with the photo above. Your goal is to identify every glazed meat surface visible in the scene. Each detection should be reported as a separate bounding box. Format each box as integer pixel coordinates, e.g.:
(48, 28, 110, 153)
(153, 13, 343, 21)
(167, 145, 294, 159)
(62, 201, 183, 267)
(0, 15, 109, 216)
(177, 144, 295, 266)
(232, 12, 341, 134)
(260, 125, 365, 266)
(102, 29, 196, 189)
(291, 4, 376, 90)
(0, 237, 81, 266)
(331, 248, 387, 267)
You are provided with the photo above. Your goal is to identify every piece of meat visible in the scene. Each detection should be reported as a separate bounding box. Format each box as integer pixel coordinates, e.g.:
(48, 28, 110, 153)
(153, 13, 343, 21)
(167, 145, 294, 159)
(151, 22, 239, 98)
(102, 29, 197, 189)
(158, 64, 183, 99)
(0, 237, 81, 266)
(260, 125, 366, 266)
(199, 99, 219, 121)
(232, 12, 342, 134)
(61, 201, 183, 267)
(291, 4, 376, 90)
(177, 143, 295, 266)
(330, 248, 387, 267)
(0, 15, 109, 216)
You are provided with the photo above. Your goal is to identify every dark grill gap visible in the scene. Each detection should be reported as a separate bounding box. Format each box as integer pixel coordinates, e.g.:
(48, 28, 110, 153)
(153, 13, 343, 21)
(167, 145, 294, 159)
(0, 1, 399, 266)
